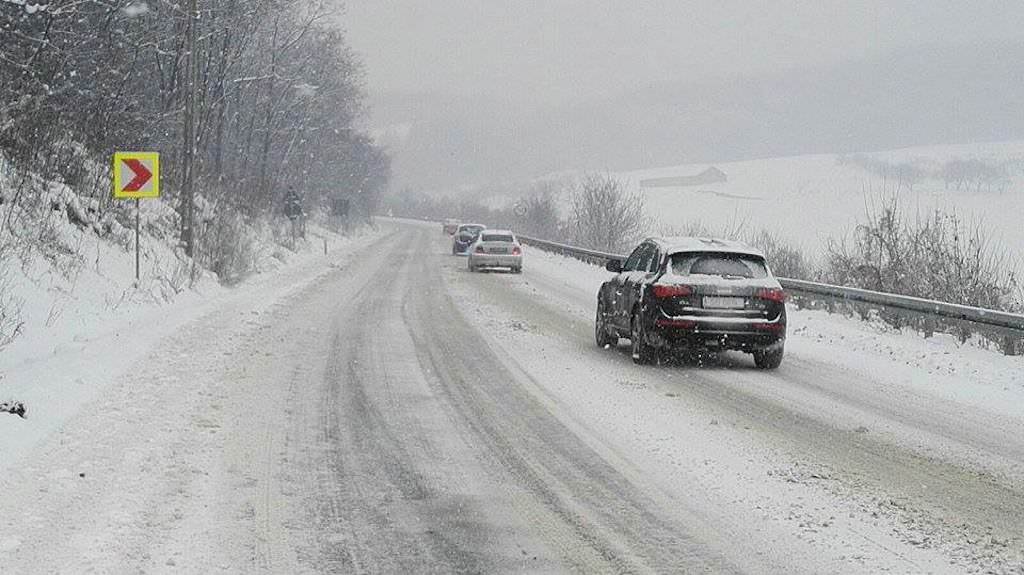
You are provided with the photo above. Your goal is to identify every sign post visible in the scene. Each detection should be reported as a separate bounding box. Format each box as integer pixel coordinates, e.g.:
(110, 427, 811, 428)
(135, 198, 140, 281)
(113, 152, 160, 283)
(284, 189, 303, 246)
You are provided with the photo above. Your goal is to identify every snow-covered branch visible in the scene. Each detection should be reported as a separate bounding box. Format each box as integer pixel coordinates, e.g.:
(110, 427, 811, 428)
(0, 0, 49, 15)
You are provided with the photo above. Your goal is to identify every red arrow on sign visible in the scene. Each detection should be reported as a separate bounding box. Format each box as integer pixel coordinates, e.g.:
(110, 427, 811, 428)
(121, 158, 152, 192)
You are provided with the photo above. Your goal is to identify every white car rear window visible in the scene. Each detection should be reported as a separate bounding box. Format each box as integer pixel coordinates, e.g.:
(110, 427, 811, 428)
(481, 234, 514, 243)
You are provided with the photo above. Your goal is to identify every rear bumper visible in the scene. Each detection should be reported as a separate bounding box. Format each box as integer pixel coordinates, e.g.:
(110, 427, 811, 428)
(469, 254, 522, 268)
(648, 315, 785, 351)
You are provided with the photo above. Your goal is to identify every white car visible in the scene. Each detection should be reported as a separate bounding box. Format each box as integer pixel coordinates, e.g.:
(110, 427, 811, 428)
(467, 230, 523, 273)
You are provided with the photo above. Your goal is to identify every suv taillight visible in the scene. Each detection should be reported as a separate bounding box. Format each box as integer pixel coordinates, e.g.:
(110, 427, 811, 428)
(652, 284, 693, 299)
(756, 288, 786, 303)
(512, 246, 521, 255)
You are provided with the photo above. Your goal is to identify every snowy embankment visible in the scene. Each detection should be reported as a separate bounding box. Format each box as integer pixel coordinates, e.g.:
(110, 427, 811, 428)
(0, 170, 387, 472)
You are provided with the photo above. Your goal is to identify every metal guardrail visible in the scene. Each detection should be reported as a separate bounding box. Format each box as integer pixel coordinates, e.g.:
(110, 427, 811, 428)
(777, 278, 1024, 332)
(517, 235, 623, 263)
(517, 234, 1024, 356)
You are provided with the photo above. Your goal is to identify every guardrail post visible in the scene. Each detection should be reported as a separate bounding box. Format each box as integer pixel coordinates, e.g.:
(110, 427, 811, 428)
(1003, 335, 1022, 356)
(922, 317, 935, 338)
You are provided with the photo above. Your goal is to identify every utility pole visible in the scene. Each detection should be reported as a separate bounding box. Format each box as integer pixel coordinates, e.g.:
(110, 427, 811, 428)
(180, 0, 198, 257)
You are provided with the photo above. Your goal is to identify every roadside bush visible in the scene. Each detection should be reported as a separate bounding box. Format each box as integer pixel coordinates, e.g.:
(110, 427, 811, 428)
(824, 197, 1019, 311)
(1, 176, 87, 279)
(516, 181, 565, 241)
(747, 230, 815, 280)
(568, 174, 645, 253)
(195, 211, 260, 286)
(0, 246, 24, 350)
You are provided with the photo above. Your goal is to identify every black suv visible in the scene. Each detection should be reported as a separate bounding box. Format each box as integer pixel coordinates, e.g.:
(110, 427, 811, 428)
(595, 237, 786, 368)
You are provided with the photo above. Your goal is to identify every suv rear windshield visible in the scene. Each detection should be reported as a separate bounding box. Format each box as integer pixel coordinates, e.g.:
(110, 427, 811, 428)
(481, 234, 514, 243)
(459, 225, 484, 236)
(670, 252, 768, 279)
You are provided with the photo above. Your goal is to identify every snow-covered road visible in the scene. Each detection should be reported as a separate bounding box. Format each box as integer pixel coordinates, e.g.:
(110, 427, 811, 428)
(2, 219, 1023, 573)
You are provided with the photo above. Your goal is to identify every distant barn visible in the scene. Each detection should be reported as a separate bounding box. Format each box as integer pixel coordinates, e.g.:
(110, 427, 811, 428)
(640, 166, 727, 188)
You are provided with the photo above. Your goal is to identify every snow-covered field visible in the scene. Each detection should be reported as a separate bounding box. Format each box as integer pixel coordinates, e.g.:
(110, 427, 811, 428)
(617, 140, 1024, 264)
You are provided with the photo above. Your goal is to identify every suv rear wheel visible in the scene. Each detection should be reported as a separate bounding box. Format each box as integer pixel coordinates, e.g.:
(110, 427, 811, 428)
(631, 312, 656, 365)
(753, 345, 784, 369)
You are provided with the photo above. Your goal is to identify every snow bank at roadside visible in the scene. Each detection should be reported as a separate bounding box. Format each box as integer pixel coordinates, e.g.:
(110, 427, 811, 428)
(0, 188, 349, 371)
(0, 163, 390, 470)
(0, 221, 388, 471)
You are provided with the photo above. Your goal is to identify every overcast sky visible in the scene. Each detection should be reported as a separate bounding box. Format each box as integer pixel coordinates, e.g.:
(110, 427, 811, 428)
(339, 2, 1024, 189)
(342, 1, 1024, 104)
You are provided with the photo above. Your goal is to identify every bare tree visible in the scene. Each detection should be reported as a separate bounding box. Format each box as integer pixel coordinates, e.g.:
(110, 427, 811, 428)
(746, 230, 814, 280)
(516, 180, 564, 240)
(825, 195, 1019, 311)
(568, 174, 645, 253)
(940, 158, 1008, 193)
(0, 254, 24, 349)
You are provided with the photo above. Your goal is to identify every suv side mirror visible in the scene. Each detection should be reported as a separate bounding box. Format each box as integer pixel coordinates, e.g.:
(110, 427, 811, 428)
(605, 259, 623, 273)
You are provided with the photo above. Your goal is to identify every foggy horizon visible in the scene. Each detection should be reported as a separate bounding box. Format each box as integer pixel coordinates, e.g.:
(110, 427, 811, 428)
(342, 3, 1024, 191)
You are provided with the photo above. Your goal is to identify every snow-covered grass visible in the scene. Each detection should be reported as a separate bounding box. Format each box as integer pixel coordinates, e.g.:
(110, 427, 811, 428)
(615, 140, 1024, 274)
(0, 159, 391, 467)
(0, 219, 388, 466)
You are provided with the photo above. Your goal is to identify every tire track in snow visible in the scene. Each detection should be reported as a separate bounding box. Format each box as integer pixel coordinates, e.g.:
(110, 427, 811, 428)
(308, 229, 558, 573)
(402, 228, 741, 573)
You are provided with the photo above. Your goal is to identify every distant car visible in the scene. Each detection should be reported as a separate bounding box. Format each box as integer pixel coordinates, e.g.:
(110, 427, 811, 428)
(467, 230, 523, 273)
(442, 219, 459, 235)
(452, 223, 486, 255)
(595, 237, 786, 368)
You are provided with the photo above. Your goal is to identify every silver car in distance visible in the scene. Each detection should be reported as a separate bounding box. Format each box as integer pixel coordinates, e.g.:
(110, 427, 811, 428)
(467, 230, 523, 273)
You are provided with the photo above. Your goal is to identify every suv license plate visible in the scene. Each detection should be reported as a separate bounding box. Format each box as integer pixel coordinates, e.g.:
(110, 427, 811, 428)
(703, 296, 745, 309)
